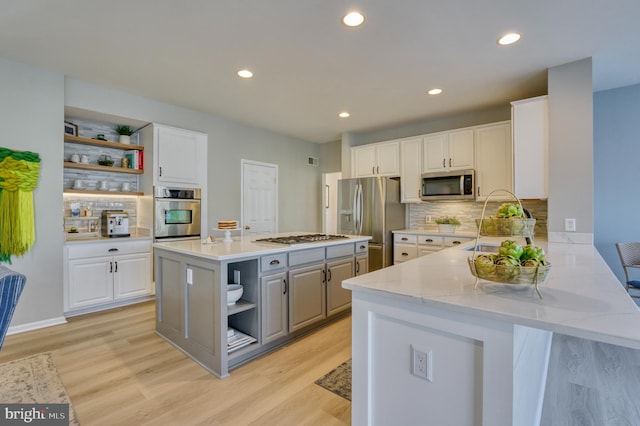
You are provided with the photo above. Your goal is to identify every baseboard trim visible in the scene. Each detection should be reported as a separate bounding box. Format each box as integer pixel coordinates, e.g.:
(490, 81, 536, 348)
(7, 316, 67, 336)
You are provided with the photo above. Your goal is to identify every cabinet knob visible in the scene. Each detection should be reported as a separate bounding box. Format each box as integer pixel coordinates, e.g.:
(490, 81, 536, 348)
(245, 225, 251, 230)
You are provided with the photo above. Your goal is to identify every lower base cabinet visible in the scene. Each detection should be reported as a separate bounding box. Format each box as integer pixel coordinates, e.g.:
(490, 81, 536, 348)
(288, 264, 327, 332)
(326, 257, 354, 316)
(261, 272, 288, 344)
(65, 239, 153, 314)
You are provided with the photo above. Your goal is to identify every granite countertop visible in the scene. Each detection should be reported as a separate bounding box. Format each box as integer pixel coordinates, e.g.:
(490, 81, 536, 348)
(343, 238, 640, 350)
(154, 232, 371, 261)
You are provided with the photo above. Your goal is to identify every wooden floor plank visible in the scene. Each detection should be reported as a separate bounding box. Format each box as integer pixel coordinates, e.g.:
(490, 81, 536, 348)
(0, 301, 351, 425)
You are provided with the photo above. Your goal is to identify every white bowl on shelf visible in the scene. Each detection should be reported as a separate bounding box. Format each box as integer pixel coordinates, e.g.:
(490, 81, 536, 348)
(227, 284, 244, 305)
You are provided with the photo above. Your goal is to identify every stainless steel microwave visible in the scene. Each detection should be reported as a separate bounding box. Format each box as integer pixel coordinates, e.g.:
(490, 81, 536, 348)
(421, 169, 475, 201)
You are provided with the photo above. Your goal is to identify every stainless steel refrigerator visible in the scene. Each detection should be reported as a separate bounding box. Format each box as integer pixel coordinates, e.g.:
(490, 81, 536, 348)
(338, 177, 405, 271)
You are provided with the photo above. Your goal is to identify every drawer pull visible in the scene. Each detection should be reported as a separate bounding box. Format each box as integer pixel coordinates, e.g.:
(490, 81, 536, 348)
(269, 259, 280, 265)
(402, 252, 408, 256)
(452, 241, 461, 245)
(425, 239, 433, 242)
(359, 245, 366, 250)
(283, 279, 288, 295)
(108, 248, 118, 252)
(401, 237, 408, 241)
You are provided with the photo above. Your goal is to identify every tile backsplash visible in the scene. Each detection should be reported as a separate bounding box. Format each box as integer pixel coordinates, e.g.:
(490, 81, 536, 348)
(63, 196, 138, 234)
(407, 199, 548, 236)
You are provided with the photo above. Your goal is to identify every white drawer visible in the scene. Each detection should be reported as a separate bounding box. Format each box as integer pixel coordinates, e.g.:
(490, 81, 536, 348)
(395, 234, 417, 244)
(394, 244, 418, 262)
(260, 253, 287, 273)
(444, 236, 472, 247)
(67, 239, 151, 259)
(355, 240, 368, 254)
(418, 235, 444, 247)
(419, 247, 440, 256)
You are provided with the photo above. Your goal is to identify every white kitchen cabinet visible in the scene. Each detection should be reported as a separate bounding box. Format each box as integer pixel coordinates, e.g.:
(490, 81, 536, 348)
(475, 122, 513, 201)
(352, 141, 400, 177)
(140, 123, 208, 188)
(400, 137, 422, 203)
(511, 96, 548, 199)
(65, 239, 153, 314)
(422, 129, 474, 173)
(394, 232, 472, 265)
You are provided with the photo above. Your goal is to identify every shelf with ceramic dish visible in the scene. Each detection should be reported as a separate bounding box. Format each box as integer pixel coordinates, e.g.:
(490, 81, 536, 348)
(64, 188, 143, 196)
(63, 161, 143, 175)
(64, 134, 144, 151)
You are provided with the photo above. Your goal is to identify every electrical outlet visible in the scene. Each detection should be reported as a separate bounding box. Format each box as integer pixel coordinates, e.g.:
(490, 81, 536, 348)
(565, 218, 576, 232)
(411, 345, 433, 382)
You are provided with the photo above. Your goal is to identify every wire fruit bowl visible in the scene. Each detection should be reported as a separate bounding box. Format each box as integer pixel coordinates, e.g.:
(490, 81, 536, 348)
(475, 217, 536, 237)
(468, 257, 550, 298)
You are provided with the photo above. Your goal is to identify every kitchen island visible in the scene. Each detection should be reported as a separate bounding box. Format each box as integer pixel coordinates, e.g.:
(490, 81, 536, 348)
(343, 238, 640, 425)
(154, 233, 369, 378)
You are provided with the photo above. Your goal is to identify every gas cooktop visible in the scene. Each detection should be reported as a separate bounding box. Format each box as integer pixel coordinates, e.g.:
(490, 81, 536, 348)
(254, 234, 349, 245)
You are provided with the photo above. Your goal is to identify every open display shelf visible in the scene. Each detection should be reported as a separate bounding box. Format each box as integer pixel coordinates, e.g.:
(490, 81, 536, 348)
(64, 134, 144, 151)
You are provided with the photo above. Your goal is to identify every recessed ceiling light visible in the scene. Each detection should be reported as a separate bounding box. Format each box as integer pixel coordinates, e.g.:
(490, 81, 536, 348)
(497, 32, 521, 46)
(339, 112, 350, 118)
(237, 69, 253, 78)
(342, 11, 365, 27)
(428, 88, 443, 95)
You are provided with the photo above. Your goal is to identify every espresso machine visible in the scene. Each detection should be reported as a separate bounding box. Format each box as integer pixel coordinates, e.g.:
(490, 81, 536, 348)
(102, 210, 130, 238)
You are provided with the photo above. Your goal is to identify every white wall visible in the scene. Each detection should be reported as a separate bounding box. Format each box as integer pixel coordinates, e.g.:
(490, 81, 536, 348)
(0, 57, 65, 327)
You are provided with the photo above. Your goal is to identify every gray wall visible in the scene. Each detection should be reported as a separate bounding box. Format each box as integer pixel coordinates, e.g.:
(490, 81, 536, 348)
(594, 83, 640, 285)
(547, 59, 594, 238)
(0, 57, 65, 326)
(65, 78, 323, 233)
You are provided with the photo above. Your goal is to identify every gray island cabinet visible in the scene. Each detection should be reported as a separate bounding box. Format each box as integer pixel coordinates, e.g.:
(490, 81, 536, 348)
(154, 234, 369, 378)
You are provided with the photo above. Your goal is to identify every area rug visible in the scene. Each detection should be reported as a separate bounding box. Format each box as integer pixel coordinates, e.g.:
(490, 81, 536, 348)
(0, 352, 80, 425)
(315, 359, 351, 401)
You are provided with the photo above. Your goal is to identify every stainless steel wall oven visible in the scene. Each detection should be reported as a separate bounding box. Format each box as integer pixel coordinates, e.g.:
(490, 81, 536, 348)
(154, 186, 202, 241)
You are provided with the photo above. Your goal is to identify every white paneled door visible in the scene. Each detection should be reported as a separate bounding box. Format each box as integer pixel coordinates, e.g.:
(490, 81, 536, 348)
(241, 160, 278, 235)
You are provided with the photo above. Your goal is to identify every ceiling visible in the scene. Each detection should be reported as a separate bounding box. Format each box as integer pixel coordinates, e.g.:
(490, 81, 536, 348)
(2, 1, 639, 143)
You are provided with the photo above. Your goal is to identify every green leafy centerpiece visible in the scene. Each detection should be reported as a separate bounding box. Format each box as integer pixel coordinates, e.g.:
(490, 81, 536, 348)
(435, 216, 461, 233)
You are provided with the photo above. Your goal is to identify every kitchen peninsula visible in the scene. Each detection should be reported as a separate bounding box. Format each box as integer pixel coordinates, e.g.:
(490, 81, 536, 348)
(154, 233, 369, 378)
(343, 239, 640, 426)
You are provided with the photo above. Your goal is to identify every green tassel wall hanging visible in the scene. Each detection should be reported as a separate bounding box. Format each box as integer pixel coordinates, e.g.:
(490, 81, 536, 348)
(0, 147, 41, 263)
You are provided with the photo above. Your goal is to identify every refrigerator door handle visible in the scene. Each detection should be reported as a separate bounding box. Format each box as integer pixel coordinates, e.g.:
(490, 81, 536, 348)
(352, 183, 359, 234)
(357, 183, 364, 235)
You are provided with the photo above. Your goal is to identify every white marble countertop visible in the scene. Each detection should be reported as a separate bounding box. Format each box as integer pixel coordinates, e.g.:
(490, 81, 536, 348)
(343, 238, 640, 350)
(65, 233, 152, 244)
(154, 232, 371, 261)
(393, 228, 478, 238)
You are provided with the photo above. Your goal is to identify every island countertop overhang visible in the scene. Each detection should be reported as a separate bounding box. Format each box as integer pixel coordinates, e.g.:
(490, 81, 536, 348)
(343, 238, 640, 350)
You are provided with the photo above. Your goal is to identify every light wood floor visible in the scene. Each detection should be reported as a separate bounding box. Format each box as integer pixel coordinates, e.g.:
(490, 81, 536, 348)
(0, 302, 352, 425)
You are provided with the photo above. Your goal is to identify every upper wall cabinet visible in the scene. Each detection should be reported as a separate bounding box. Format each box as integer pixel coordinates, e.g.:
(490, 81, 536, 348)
(352, 141, 400, 177)
(474, 122, 512, 201)
(422, 129, 474, 173)
(400, 137, 422, 203)
(139, 124, 208, 189)
(511, 96, 548, 199)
